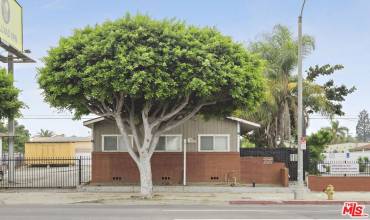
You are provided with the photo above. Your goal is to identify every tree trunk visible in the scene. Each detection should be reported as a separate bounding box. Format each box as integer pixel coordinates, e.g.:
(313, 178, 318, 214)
(273, 117, 278, 148)
(284, 100, 291, 142)
(278, 105, 284, 147)
(114, 115, 156, 198)
(138, 155, 153, 198)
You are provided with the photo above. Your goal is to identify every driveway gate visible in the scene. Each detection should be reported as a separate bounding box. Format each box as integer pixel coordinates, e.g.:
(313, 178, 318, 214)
(240, 148, 309, 181)
(0, 157, 91, 188)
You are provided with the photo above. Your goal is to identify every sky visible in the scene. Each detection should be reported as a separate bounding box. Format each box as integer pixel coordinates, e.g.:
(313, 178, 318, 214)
(4, 0, 370, 137)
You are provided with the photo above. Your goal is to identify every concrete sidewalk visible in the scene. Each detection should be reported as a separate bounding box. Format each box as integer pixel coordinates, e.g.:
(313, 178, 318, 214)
(0, 189, 370, 205)
(79, 185, 293, 193)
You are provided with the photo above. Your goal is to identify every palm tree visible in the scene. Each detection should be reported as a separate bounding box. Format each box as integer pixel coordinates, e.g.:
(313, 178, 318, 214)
(37, 129, 54, 137)
(326, 120, 348, 144)
(237, 25, 353, 148)
(247, 25, 314, 147)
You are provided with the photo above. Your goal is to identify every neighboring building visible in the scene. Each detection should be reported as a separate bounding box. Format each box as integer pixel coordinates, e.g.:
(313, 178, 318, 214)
(84, 116, 289, 186)
(325, 142, 369, 153)
(25, 136, 92, 159)
(323, 152, 370, 162)
(350, 144, 370, 153)
(324, 143, 370, 162)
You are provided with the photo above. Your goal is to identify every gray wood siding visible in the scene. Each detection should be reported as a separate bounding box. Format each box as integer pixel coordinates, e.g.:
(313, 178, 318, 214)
(92, 117, 238, 152)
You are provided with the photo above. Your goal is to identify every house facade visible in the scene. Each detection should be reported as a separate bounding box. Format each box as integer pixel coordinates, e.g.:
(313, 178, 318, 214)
(84, 116, 288, 186)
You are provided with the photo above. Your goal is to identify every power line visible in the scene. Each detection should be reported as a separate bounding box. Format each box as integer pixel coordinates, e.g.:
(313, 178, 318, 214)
(19, 117, 95, 120)
(16, 115, 358, 120)
(310, 117, 357, 120)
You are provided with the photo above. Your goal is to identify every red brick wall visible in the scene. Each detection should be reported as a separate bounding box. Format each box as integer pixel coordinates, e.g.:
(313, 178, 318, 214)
(92, 152, 139, 184)
(308, 175, 370, 191)
(92, 152, 240, 185)
(239, 157, 287, 186)
(91, 152, 287, 186)
(187, 152, 240, 183)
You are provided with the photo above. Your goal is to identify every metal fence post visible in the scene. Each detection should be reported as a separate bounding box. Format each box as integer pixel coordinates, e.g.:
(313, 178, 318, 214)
(78, 156, 82, 185)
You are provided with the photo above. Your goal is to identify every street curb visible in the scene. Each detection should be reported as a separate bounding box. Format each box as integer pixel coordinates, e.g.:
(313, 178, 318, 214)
(229, 200, 370, 205)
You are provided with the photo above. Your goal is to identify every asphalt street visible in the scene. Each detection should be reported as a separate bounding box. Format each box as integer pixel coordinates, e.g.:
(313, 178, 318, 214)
(0, 204, 355, 219)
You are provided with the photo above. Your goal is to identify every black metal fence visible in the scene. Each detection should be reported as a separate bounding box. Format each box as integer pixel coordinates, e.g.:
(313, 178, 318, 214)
(314, 161, 370, 176)
(0, 157, 91, 188)
(240, 148, 309, 181)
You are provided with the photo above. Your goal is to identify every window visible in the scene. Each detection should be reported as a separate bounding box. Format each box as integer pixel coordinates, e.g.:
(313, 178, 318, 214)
(102, 135, 133, 152)
(198, 135, 229, 152)
(155, 135, 182, 152)
(103, 136, 118, 151)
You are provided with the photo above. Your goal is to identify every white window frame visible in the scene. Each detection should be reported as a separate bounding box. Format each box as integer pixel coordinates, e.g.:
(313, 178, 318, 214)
(198, 134, 230, 152)
(102, 134, 134, 152)
(155, 134, 183, 152)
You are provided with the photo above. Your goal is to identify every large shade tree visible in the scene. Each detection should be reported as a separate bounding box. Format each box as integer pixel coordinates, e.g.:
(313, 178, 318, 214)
(38, 14, 265, 197)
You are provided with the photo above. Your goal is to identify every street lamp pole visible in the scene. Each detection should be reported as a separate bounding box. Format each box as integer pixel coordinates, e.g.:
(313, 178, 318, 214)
(295, 0, 306, 200)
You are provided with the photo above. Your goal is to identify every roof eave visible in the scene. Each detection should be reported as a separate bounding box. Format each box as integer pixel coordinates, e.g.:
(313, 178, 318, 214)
(226, 116, 261, 129)
(83, 117, 105, 128)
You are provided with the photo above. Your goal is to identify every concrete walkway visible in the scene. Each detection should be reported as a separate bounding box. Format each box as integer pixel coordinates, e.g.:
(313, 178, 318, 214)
(0, 188, 370, 205)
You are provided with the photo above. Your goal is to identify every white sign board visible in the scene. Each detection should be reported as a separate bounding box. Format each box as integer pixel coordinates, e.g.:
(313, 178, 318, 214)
(330, 163, 359, 175)
(263, 157, 273, 164)
(0, 0, 23, 51)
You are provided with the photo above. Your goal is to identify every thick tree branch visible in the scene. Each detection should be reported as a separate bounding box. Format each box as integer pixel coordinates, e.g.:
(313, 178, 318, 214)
(160, 103, 169, 117)
(148, 134, 160, 156)
(129, 100, 143, 153)
(86, 105, 113, 117)
(101, 100, 113, 113)
(142, 103, 151, 133)
(150, 96, 190, 129)
(157, 101, 216, 134)
(114, 114, 140, 165)
(150, 103, 163, 118)
(115, 93, 125, 114)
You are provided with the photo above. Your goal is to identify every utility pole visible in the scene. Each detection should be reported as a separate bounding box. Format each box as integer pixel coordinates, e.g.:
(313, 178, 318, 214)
(7, 53, 15, 183)
(295, 0, 306, 200)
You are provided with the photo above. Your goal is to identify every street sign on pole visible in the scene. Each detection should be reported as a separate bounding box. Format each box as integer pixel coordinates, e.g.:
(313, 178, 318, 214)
(300, 137, 306, 150)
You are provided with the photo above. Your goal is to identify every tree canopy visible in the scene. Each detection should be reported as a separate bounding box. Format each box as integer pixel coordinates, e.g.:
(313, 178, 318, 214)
(38, 14, 266, 197)
(0, 68, 23, 120)
(325, 120, 348, 144)
(38, 14, 265, 120)
(37, 129, 55, 137)
(356, 110, 370, 142)
(0, 121, 30, 153)
(307, 128, 333, 174)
